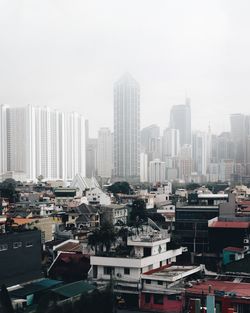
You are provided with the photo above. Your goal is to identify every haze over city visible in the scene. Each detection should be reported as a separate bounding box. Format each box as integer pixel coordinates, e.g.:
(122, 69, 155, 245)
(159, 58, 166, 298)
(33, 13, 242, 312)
(1, 0, 250, 135)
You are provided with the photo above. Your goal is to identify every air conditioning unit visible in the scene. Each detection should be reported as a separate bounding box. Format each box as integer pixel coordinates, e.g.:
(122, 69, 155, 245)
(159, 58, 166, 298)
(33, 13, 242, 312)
(243, 238, 249, 244)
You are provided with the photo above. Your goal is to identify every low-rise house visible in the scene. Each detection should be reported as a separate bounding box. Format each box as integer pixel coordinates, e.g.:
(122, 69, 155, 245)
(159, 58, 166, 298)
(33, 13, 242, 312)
(101, 204, 128, 225)
(89, 225, 187, 308)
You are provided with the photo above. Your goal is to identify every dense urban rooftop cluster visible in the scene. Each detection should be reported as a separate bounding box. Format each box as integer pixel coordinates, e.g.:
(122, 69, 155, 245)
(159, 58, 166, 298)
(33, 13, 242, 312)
(0, 176, 250, 312)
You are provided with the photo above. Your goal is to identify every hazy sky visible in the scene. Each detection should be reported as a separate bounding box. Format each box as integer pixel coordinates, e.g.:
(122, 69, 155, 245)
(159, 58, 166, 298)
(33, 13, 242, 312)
(1, 0, 250, 137)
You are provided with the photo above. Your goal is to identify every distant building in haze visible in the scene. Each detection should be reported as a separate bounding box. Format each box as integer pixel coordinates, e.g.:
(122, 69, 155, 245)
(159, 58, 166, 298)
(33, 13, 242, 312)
(97, 127, 112, 179)
(149, 159, 166, 184)
(170, 98, 191, 146)
(113, 73, 140, 182)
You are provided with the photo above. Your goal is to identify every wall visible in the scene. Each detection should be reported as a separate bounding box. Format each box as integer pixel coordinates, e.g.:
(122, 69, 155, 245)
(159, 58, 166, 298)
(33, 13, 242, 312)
(140, 293, 183, 313)
(0, 230, 42, 286)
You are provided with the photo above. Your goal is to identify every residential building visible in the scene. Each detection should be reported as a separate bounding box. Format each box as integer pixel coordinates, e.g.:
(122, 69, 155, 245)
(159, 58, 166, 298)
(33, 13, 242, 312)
(101, 204, 128, 225)
(0, 226, 42, 286)
(149, 159, 166, 184)
(90, 226, 184, 306)
(175, 192, 229, 253)
(140, 152, 148, 183)
(0, 104, 8, 175)
(192, 131, 207, 176)
(113, 73, 140, 182)
(1, 104, 86, 181)
(97, 127, 112, 179)
(162, 128, 180, 160)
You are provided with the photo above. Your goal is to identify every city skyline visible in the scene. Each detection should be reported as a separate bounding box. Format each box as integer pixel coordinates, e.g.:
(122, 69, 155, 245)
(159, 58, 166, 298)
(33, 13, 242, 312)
(1, 1, 250, 136)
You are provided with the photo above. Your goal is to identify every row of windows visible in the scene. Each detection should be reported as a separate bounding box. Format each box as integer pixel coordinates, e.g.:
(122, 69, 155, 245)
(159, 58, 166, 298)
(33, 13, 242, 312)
(145, 280, 163, 286)
(104, 267, 130, 276)
(0, 241, 33, 251)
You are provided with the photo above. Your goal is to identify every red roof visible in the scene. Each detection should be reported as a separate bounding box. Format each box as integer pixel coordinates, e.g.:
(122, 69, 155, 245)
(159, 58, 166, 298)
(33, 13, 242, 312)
(186, 280, 250, 298)
(209, 221, 250, 229)
(223, 246, 244, 253)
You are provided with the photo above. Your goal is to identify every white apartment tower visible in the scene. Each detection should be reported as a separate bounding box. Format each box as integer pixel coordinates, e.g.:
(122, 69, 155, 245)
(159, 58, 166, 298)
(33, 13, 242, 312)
(97, 127, 112, 178)
(149, 159, 166, 184)
(113, 73, 140, 181)
(0, 104, 85, 181)
(162, 128, 180, 160)
(0, 105, 8, 174)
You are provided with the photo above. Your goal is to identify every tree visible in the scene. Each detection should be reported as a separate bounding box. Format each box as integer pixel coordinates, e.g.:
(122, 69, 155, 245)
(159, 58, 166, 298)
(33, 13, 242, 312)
(0, 179, 18, 202)
(37, 175, 44, 183)
(88, 222, 117, 254)
(130, 199, 147, 225)
(107, 182, 133, 195)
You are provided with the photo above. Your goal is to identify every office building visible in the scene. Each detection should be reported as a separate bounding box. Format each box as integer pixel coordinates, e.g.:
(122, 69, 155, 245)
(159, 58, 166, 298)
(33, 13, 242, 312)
(170, 98, 191, 146)
(113, 73, 140, 181)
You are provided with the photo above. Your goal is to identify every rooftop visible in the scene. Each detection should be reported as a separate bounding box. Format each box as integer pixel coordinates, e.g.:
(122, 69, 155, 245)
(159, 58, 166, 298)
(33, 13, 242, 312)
(209, 221, 250, 229)
(142, 265, 201, 282)
(186, 279, 250, 299)
(224, 246, 245, 253)
(52, 281, 95, 298)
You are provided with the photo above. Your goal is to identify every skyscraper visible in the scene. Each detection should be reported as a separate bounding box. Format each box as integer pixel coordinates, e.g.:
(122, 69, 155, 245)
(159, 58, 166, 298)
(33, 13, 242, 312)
(162, 128, 180, 160)
(141, 124, 160, 162)
(97, 127, 112, 178)
(170, 98, 191, 146)
(113, 73, 140, 181)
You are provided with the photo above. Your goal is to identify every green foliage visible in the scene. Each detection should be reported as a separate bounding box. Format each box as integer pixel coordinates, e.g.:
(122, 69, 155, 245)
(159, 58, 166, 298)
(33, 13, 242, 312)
(88, 221, 117, 253)
(186, 183, 201, 191)
(130, 199, 147, 225)
(107, 181, 132, 195)
(0, 179, 18, 202)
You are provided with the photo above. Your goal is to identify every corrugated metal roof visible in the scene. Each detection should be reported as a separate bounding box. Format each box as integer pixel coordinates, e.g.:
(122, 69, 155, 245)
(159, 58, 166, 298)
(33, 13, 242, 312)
(209, 221, 250, 229)
(186, 279, 250, 298)
(52, 281, 94, 298)
(223, 246, 245, 253)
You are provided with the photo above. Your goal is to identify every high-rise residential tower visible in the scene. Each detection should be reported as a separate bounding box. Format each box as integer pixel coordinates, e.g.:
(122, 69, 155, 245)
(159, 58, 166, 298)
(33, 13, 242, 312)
(113, 73, 140, 181)
(170, 98, 191, 146)
(0, 104, 8, 174)
(1, 104, 85, 181)
(97, 127, 112, 178)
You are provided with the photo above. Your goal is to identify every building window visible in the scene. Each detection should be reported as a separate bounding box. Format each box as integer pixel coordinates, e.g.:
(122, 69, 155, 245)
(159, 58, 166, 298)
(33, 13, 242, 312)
(124, 268, 130, 275)
(13, 242, 22, 249)
(0, 244, 8, 251)
(154, 294, 164, 305)
(25, 241, 33, 248)
(158, 281, 163, 285)
(104, 267, 113, 275)
(145, 280, 151, 284)
(145, 294, 151, 304)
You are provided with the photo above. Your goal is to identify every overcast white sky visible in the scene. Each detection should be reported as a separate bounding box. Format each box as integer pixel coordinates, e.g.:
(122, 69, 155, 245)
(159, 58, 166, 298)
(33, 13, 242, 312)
(1, 0, 250, 137)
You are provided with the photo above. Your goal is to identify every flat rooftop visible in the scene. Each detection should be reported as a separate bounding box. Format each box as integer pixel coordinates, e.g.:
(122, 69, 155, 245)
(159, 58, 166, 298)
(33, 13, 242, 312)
(142, 265, 201, 282)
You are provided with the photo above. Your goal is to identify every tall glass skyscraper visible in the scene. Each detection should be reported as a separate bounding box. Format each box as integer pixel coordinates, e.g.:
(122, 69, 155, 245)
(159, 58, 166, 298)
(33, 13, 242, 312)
(113, 73, 140, 181)
(170, 98, 191, 146)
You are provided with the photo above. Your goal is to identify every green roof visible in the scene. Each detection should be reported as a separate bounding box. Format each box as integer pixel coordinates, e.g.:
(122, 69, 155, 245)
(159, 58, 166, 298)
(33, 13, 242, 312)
(34, 278, 63, 288)
(52, 281, 95, 298)
(9, 279, 62, 298)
